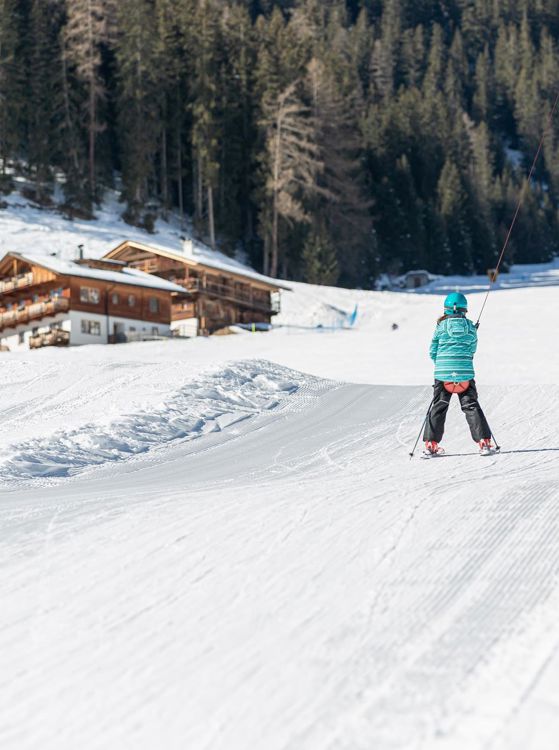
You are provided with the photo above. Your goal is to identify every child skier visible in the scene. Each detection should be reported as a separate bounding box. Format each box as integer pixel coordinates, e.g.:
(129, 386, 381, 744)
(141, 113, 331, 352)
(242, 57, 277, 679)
(423, 292, 495, 456)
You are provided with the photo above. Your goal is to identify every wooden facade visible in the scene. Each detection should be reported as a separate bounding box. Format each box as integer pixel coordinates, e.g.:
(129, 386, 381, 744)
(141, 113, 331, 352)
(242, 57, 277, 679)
(104, 241, 287, 335)
(0, 253, 181, 350)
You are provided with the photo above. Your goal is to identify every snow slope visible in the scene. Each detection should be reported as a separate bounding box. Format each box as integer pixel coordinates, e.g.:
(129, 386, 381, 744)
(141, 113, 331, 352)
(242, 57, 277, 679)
(2, 196, 559, 749)
(3, 378, 559, 750)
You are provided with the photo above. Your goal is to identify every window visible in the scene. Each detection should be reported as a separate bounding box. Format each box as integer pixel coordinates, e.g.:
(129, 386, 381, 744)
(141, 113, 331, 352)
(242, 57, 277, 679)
(80, 286, 100, 304)
(81, 319, 101, 336)
(128, 294, 136, 307)
(148, 297, 159, 314)
(18, 332, 25, 344)
(152, 327, 159, 335)
(111, 293, 119, 305)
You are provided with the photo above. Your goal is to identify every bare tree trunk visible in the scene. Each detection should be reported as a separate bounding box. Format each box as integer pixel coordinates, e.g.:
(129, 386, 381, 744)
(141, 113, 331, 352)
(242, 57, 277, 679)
(270, 116, 282, 278)
(196, 155, 203, 228)
(282, 255, 288, 279)
(87, 0, 95, 200)
(161, 127, 168, 218)
(271, 197, 279, 278)
(263, 238, 270, 276)
(177, 126, 184, 229)
(208, 185, 216, 249)
(61, 45, 80, 174)
(89, 82, 96, 199)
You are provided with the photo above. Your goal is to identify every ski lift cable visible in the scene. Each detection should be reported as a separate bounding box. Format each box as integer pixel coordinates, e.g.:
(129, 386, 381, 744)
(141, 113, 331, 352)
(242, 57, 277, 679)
(476, 87, 559, 328)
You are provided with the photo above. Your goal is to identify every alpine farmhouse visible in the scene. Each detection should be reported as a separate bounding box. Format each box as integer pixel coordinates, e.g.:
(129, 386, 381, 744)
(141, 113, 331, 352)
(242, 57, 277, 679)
(104, 240, 288, 336)
(0, 252, 186, 351)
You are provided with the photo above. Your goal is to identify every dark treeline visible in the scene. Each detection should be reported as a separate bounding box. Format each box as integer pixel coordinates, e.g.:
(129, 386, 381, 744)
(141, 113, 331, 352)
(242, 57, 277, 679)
(1, 0, 559, 285)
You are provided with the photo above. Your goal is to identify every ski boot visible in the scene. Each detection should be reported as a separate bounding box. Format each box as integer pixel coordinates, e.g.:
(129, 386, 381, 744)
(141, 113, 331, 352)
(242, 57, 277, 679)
(478, 438, 496, 456)
(422, 441, 445, 458)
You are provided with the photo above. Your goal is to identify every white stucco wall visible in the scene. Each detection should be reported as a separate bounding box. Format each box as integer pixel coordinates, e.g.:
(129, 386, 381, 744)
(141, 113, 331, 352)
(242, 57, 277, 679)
(0, 315, 71, 352)
(69, 311, 171, 346)
(171, 318, 199, 338)
(0, 312, 171, 350)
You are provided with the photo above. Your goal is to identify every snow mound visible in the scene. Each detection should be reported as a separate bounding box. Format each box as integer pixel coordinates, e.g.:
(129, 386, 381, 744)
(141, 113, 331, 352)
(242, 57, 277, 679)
(0, 360, 321, 483)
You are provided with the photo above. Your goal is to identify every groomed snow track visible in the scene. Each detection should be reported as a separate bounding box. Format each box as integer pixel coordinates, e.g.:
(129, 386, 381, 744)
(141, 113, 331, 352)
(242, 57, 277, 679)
(2, 378, 559, 750)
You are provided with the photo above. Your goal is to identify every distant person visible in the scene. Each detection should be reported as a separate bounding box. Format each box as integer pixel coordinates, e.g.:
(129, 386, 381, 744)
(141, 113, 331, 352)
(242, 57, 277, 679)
(423, 292, 495, 456)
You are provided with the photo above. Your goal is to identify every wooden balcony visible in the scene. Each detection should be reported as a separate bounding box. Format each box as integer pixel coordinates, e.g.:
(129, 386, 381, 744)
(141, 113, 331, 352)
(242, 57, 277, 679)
(179, 279, 280, 314)
(172, 301, 197, 320)
(0, 272, 35, 294)
(0, 298, 70, 332)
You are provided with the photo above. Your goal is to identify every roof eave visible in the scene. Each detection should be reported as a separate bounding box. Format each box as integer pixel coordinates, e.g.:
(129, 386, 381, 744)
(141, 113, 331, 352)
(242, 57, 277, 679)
(105, 241, 292, 292)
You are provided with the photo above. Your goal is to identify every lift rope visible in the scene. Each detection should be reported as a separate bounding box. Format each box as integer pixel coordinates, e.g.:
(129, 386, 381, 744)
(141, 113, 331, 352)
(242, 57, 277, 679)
(476, 88, 559, 328)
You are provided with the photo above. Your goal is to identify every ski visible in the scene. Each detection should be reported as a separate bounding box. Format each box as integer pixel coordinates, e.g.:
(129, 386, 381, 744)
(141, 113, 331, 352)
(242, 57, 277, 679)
(480, 446, 500, 456)
(418, 447, 501, 459)
(421, 448, 445, 459)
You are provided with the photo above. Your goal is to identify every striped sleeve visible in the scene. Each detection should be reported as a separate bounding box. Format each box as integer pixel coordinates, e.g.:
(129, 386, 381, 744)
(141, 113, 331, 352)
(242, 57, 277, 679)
(429, 325, 440, 361)
(469, 322, 478, 355)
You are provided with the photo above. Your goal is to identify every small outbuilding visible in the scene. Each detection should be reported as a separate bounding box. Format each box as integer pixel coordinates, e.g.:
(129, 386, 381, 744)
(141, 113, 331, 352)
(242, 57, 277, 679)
(397, 270, 439, 290)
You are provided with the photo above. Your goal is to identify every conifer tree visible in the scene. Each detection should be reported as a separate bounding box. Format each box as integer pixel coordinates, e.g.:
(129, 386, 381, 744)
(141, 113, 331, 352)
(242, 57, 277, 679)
(27, 0, 62, 201)
(0, 0, 25, 184)
(115, 0, 159, 224)
(153, 0, 190, 218)
(437, 159, 474, 273)
(218, 3, 257, 246)
(64, 0, 114, 202)
(190, 0, 222, 247)
(302, 223, 339, 285)
(305, 57, 371, 284)
(56, 28, 90, 212)
(259, 81, 323, 277)
(1, 0, 559, 281)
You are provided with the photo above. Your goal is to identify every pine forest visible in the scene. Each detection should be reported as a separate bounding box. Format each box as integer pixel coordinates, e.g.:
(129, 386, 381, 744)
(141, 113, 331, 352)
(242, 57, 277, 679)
(1, 0, 559, 286)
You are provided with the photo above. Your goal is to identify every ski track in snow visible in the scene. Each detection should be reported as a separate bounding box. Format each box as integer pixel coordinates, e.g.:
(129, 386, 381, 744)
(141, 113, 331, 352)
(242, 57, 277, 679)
(2, 379, 559, 750)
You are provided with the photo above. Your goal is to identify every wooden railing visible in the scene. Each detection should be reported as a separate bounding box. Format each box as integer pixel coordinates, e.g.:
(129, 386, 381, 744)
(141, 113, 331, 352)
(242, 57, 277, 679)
(0, 272, 34, 294)
(178, 279, 280, 313)
(0, 298, 70, 331)
(172, 302, 197, 320)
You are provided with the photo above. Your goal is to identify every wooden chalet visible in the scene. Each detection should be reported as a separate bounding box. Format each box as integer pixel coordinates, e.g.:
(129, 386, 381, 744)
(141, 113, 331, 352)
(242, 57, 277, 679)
(0, 252, 185, 351)
(104, 240, 289, 336)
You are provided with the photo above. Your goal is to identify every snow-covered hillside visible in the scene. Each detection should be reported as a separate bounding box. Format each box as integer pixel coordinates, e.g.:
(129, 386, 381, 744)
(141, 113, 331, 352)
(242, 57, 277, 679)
(0, 188, 260, 278)
(2, 196, 559, 750)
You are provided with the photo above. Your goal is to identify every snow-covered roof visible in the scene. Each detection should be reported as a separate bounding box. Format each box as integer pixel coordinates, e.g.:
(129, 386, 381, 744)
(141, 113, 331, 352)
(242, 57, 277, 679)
(1, 252, 187, 294)
(106, 240, 292, 291)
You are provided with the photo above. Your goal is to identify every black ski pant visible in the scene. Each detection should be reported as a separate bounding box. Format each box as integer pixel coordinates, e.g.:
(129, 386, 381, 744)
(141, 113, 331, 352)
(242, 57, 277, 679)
(423, 379, 491, 444)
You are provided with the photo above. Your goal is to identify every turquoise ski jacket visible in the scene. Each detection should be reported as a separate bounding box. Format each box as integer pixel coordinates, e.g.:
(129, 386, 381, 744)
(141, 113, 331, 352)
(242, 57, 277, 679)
(429, 315, 477, 381)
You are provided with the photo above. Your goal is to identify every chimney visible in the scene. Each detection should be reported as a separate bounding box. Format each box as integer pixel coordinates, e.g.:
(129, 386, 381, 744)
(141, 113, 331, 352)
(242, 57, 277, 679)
(182, 238, 195, 258)
(78, 244, 84, 260)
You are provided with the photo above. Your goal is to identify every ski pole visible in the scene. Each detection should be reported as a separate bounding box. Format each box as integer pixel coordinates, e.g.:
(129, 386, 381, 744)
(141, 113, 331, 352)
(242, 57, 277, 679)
(489, 427, 501, 452)
(409, 397, 435, 459)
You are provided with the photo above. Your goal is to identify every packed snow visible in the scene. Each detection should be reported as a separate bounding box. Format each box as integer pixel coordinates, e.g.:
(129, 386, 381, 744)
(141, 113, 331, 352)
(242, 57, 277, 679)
(1, 195, 559, 750)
